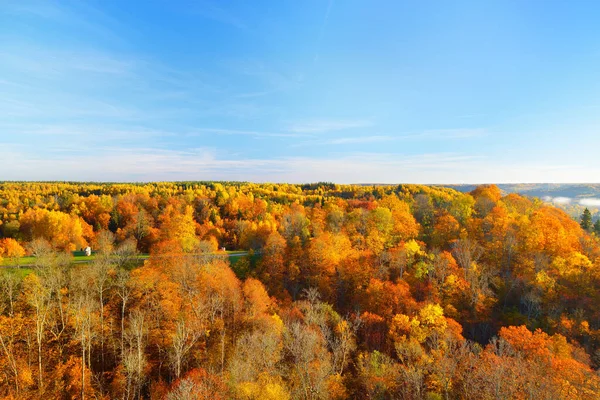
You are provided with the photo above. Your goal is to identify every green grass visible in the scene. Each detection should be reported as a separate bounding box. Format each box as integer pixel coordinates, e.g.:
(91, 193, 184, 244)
(1, 256, 36, 267)
(2, 251, 254, 281)
(2, 253, 152, 266)
(1, 254, 101, 266)
(228, 254, 244, 265)
(2, 267, 34, 279)
(3, 251, 247, 267)
(2, 252, 250, 282)
(225, 251, 249, 258)
(73, 255, 99, 262)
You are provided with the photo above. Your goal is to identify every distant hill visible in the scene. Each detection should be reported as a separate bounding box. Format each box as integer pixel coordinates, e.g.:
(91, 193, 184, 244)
(444, 183, 600, 220)
(446, 183, 600, 199)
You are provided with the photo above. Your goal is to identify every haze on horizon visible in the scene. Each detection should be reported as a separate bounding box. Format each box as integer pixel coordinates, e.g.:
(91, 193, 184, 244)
(2, 0, 600, 183)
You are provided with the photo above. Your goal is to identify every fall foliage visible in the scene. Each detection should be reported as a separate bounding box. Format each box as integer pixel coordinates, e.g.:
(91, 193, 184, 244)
(1, 181, 600, 399)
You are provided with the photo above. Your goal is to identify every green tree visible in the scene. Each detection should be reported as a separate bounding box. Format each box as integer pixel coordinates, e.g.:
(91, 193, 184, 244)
(594, 219, 600, 236)
(580, 208, 592, 231)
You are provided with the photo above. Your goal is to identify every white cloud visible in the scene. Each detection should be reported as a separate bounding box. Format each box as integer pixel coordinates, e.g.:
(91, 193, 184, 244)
(4, 143, 600, 184)
(413, 128, 487, 139)
(579, 198, 600, 207)
(291, 135, 394, 147)
(326, 136, 393, 144)
(0, 146, 483, 183)
(185, 128, 303, 138)
(288, 119, 372, 133)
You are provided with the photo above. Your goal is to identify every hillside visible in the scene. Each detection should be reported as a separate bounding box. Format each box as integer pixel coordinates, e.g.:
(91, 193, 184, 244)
(1, 182, 600, 398)
(446, 183, 600, 199)
(446, 183, 600, 220)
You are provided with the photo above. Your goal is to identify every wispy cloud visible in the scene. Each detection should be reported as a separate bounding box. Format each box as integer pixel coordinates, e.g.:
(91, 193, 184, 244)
(0, 42, 222, 122)
(2, 0, 127, 42)
(543, 196, 572, 204)
(225, 58, 303, 93)
(186, 128, 304, 138)
(233, 90, 278, 99)
(0, 45, 136, 77)
(188, 1, 246, 30)
(0, 123, 176, 149)
(579, 198, 600, 207)
(543, 196, 600, 208)
(4, 141, 600, 184)
(314, 0, 335, 63)
(0, 145, 484, 183)
(418, 128, 487, 139)
(289, 127, 486, 147)
(326, 135, 393, 144)
(288, 119, 372, 133)
(291, 135, 393, 147)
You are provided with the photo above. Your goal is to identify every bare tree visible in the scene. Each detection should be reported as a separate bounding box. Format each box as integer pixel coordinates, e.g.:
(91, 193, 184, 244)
(284, 321, 333, 400)
(229, 328, 284, 389)
(114, 268, 132, 357)
(113, 239, 139, 269)
(123, 310, 147, 400)
(95, 230, 116, 255)
(0, 271, 22, 395)
(0, 271, 20, 317)
(166, 378, 198, 400)
(38, 255, 71, 356)
(89, 257, 113, 370)
(170, 317, 202, 379)
(430, 249, 450, 297)
(23, 273, 51, 394)
(26, 238, 52, 268)
(452, 239, 492, 309)
(330, 319, 357, 375)
(452, 238, 482, 271)
(70, 268, 98, 400)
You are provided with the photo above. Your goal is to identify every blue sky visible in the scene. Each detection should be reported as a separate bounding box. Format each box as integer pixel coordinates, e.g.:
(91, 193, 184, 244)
(2, 0, 600, 183)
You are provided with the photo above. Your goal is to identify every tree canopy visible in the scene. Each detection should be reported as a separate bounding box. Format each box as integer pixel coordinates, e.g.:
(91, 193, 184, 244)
(1, 181, 600, 399)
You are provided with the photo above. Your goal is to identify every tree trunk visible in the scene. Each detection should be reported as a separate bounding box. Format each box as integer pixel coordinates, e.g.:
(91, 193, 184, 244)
(81, 332, 85, 400)
(37, 333, 43, 393)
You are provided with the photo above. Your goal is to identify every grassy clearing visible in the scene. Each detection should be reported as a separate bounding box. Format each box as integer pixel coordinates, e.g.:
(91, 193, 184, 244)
(228, 253, 262, 280)
(228, 254, 244, 265)
(1, 256, 36, 267)
(4, 251, 246, 267)
(1, 254, 101, 266)
(73, 255, 99, 262)
(2, 267, 34, 279)
(2, 253, 151, 267)
(2, 251, 247, 283)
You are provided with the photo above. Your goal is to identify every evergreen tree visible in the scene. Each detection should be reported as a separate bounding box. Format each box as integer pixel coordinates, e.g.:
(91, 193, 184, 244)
(594, 219, 600, 236)
(581, 208, 592, 231)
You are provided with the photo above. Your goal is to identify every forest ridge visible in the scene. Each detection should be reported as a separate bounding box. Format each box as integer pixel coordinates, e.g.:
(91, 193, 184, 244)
(0, 181, 599, 399)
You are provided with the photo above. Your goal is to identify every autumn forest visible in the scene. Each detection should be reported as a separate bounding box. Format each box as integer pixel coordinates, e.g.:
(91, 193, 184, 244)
(0, 181, 600, 399)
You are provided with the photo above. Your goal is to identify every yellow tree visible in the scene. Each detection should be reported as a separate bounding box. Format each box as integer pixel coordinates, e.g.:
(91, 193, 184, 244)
(0, 238, 25, 267)
(159, 205, 199, 252)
